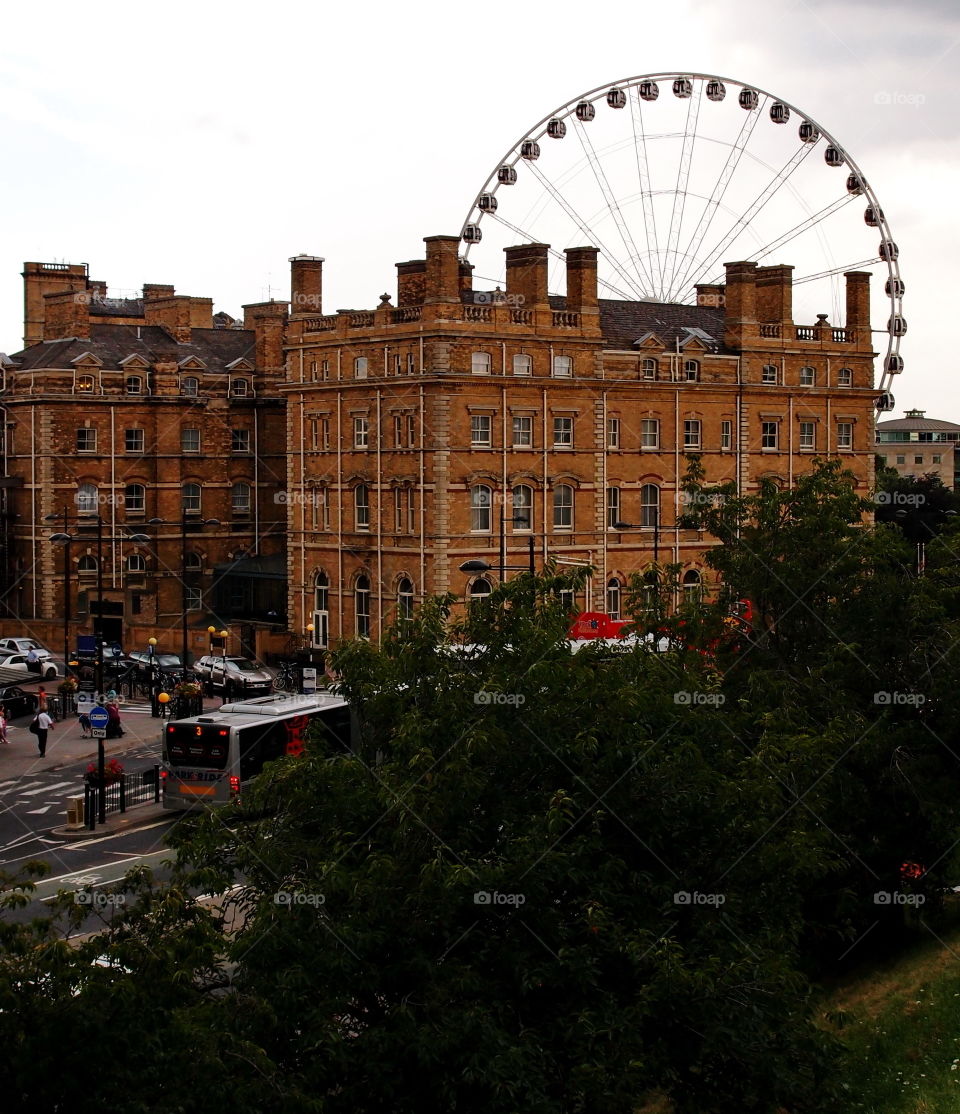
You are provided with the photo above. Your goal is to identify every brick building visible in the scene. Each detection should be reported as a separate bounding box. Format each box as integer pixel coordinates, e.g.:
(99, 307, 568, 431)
(1, 263, 288, 659)
(281, 236, 878, 646)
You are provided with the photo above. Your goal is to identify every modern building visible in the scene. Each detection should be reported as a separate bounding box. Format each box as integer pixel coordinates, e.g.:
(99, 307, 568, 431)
(876, 410, 960, 489)
(281, 236, 878, 646)
(1, 263, 288, 660)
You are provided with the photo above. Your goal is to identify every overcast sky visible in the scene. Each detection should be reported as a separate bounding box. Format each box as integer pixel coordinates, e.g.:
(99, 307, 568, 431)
(1, 0, 956, 419)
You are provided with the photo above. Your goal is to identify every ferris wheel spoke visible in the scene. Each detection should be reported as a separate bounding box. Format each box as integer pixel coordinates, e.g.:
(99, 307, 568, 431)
(748, 194, 858, 265)
(791, 258, 882, 285)
(571, 117, 656, 296)
(481, 212, 641, 301)
(629, 95, 664, 297)
(669, 106, 763, 300)
(662, 84, 704, 302)
(522, 160, 650, 300)
(683, 140, 818, 295)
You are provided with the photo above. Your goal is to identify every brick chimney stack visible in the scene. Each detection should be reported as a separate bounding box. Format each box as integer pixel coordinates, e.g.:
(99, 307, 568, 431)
(289, 255, 324, 315)
(423, 236, 461, 304)
(754, 264, 794, 324)
(505, 243, 550, 308)
(722, 261, 758, 348)
(844, 271, 871, 346)
(564, 247, 598, 311)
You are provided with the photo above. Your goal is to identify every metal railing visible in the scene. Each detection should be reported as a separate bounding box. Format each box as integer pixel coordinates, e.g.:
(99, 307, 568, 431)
(84, 765, 161, 829)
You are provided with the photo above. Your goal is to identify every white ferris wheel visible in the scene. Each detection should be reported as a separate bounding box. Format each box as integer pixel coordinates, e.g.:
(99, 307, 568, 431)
(460, 73, 903, 409)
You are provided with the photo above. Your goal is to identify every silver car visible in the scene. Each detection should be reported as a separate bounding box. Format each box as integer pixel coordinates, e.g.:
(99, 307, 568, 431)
(195, 655, 273, 698)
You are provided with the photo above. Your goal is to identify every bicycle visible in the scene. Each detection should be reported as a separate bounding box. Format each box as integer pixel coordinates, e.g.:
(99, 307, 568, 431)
(273, 661, 298, 692)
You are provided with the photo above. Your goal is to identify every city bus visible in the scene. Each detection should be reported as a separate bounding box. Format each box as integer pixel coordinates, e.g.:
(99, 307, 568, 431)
(160, 692, 352, 810)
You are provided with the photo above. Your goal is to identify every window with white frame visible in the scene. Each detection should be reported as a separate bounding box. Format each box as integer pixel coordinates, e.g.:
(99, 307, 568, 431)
(512, 416, 532, 448)
(471, 351, 492, 375)
(181, 376, 199, 397)
(837, 422, 853, 450)
(552, 355, 573, 378)
(642, 358, 657, 380)
(471, 415, 492, 448)
(76, 428, 97, 453)
(124, 483, 145, 513)
(799, 366, 815, 386)
(182, 428, 200, 453)
(684, 359, 700, 382)
(185, 552, 202, 572)
(406, 353, 416, 375)
(762, 364, 778, 384)
(471, 485, 492, 532)
(641, 419, 659, 449)
(512, 485, 532, 530)
(682, 569, 702, 605)
(355, 576, 371, 638)
(231, 482, 251, 515)
(398, 578, 414, 622)
(353, 416, 369, 449)
(125, 429, 144, 453)
(799, 421, 815, 450)
(553, 416, 573, 448)
(354, 357, 368, 379)
(77, 483, 98, 514)
(513, 353, 532, 376)
(640, 484, 660, 527)
(76, 374, 95, 393)
(322, 418, 331, 450)
(720, 420, 732, 450)
(837, 367, 853, 387)
(407, 415, 416, 447)
(125, 375, 143, 395)
(78, 555, 97, 577)
(761, 421, 779, 450)
(186, 587, 202, 611)
(607, 418, 620, 449)
(126, 553, 146, 573)
(231, 429, 251, 453)
(230, 378, 250, 397)
(394, 488, 406, 533)
(606, 487, 621, 528)
(355, 484, 370, 530)
(393, 416, 402, 447)
(553, 484, 574, 530)
(683, 420, 701, 449)
(606, 577, 622, 620)
(183, 483, 201, 515)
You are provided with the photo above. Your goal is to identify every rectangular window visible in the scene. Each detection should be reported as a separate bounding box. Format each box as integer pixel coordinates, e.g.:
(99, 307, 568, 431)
(762, 365, 778, 384)
(606, 487, 620, 528)
(322, 418, 331, 451)
(513, 353, 532, 376)
(914, 455, 923, 465)
(896, 455, 905, 465)
(761, 421, 779, 450)
(553, 487, 573, 530)
(407, 415, 416, 447)
(933, 454, 942, 464)
(76, 428, 97, 453)
(799, 366, 815, 386)
(125, 375, 143, 395)
(394, 354, 402, 376)
(642, 359, 657, 380)
(837, 368, 853, 387)
(354, 417, 369, 449)
(607, 418, 620, 449)
(394, 415, 403, 447)
(720, 420, 732, 450)
(354, 357, 368, 379)
(407, 488, 416, 533)
(186, 587, 202, 612)
(471, 415, 492, 448)
(407, 353, 416, 375)
(321, 359, 330, 380)
(182, 429, 200, 453)
(799, 421, 815, 450)
(552, 355, 573, 378)
(837, 422, 853, 450)
(394, 488, 404, 532)
(231, 429, 251, 453)
(553, 416, 573, 448)
(683, 420, 701, 450)
(641, 419, 659, 449)
(124, 429, 144, 453)
(309, 419, 319, 451)
(512, 416, 533, 448)
(472, 351, 492, 375)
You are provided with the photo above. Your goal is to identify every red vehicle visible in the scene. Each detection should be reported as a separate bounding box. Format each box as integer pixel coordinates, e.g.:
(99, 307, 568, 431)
(568, 611, 631, 641)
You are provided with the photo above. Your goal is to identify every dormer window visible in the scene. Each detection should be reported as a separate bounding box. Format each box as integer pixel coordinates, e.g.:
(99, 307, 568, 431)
(684, 359, 700, 382)
(181, 376, 199, 397)
(230, 378, 250, 398)
(125, 375, 143, 395)
(76, 375, 95, 393)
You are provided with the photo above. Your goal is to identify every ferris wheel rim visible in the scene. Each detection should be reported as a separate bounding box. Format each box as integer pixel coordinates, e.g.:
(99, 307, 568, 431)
(461, 71, 903, 408)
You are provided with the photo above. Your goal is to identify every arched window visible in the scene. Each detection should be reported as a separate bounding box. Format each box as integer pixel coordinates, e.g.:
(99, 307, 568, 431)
(355, 575, 371, 638)
(76, 374, 95, 393)
(512, 353, 532, 376)
(837, 367, 853, 387)
(183, 483, 201, 515)
(471, 484, 492, 532)
(126, 553, 146, 573)
(552, 355, 573, 378)
(184, 551, 203, 572)
(683, 569, 703, 604)
(511, 484, 532, 531)
(640, 483, 660, 528)
(125, 375, 143, 395)
(181, 376, 199, 397)
(398, 578, 414, 622)
(124, 483, 145, 513)
(77, 555, 97, 578)
(471, 351, 492, 375)
(553, 484, 574, 530)
(230, 378, 250, 397)
(684, 359, 700, 382)
(799, 365, 815, 386)
(642, 358, 657, 380)
(354, 484, 370, 531)
(762, 364, 778, 384)
(312, 572, 329, 649)
(231, 482, 251, 515)
(469, 578, 492, 609)
(76, 483, 98, 515)
(607, 577, 622, 620)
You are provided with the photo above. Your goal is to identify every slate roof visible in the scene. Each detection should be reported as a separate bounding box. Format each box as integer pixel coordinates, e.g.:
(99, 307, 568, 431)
(877, 416, 960, 433)
(9, 324, 256, 371)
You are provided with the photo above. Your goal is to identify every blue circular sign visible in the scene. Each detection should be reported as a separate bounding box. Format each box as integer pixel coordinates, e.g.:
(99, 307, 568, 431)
(87, 705, 110, 729)
(111, 644, 123, 658)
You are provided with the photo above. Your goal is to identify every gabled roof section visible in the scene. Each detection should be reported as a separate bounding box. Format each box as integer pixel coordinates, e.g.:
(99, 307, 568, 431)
(225, 357, 255, 372)
(119, 353, 150, 369)
(69, 351, 103, 367)
(178, 355, 208, 371)
(632, 332, 665, 350)
(590, 298, 727, 352)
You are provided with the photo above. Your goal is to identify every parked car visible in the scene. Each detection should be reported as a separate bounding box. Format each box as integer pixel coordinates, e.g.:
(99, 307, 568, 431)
(0, 685, 39, 719)
(0, 653, 60, 680)
(194, 655, 273, 698)
(127, 650, 183, 679)
(0, 638, 52, 661)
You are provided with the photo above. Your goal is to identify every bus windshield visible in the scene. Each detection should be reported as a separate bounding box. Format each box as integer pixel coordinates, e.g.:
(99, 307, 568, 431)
(164, 723, 230, 769)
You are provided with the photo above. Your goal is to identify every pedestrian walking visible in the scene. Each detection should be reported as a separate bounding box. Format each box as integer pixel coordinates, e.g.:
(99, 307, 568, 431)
(36, 686, 47, 713)
(105, 698, 124, 739)
(26, 648, 41, 675)
(30, 709, 53, 756)
(78, 712, 91, 737)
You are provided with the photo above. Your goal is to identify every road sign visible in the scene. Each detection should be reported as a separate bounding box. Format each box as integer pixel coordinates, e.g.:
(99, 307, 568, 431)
(88, 705, 109, 739)
(302, 667, 317, 695)
(111, 643, 122, 658)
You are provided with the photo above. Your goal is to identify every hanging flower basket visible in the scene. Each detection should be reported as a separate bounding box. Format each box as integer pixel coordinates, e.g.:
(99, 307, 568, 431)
(84, 758, 124, 788)
(174, 681, 202, 698)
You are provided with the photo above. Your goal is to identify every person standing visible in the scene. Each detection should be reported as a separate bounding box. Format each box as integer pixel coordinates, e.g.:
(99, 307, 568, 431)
(106, 699, 123, 738)
(26, 648, 41, 675)
(32, 709, 53, 756)
(36, 686, 47, 713)
(0, 709, 8, 744)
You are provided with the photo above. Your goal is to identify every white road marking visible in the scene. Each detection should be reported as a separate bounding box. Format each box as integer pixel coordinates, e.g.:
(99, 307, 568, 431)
(19, 781, 75, 796)
(25, 805, 52, 814)
(61, 818, 174, 849)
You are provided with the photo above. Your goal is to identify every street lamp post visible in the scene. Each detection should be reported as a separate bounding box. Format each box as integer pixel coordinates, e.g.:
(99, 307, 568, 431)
(46, 510, 71, 677)
(613, 512, 660, 564)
